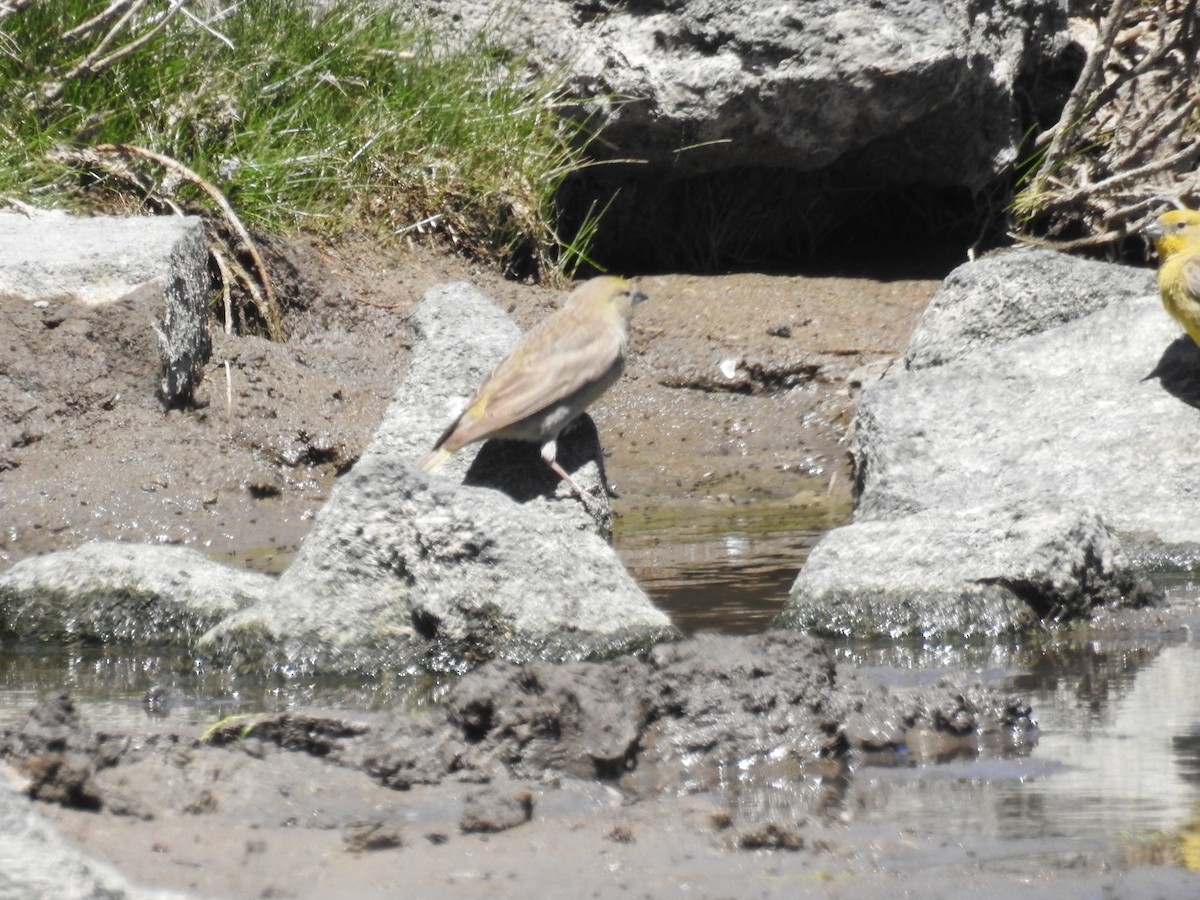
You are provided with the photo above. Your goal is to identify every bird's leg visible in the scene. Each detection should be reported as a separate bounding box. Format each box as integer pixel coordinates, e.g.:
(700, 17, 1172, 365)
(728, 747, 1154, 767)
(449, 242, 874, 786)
(541, 438, 604, 517)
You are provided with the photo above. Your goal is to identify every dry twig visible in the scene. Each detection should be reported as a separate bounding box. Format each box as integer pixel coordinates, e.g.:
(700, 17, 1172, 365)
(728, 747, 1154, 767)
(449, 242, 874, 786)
(0, 0, 35, 25)
(92, 143, 283, 339)
(45, 0, 192, 103)
(1016, 0, 1200, 250)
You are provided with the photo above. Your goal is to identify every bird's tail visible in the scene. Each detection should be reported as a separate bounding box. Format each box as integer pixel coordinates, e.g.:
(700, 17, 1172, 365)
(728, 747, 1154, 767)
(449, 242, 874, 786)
(419, 447, 452, 472)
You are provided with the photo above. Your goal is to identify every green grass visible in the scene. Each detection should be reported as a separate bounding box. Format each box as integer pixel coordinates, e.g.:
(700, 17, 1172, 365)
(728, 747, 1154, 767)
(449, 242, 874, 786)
(0, 0, 598, 281)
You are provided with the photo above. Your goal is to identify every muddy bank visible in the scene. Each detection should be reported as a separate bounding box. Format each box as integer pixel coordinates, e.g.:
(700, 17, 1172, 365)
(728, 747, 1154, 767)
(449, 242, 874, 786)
(8, 235, 1200, 896)
(2, 631, 1040, 898)
(8, 614, 1200, 899)
(0, 238, 935, 581)
(0, 236, 942, 896)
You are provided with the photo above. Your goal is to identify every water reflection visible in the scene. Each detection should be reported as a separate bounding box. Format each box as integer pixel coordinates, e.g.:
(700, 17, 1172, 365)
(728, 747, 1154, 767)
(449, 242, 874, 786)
(0, 644, 445, 733)
(1027, 643, 1200, 835)
(624, 559, 1200, 865)
(828, 601, 1200, 860)
(622, 525, 814, 634)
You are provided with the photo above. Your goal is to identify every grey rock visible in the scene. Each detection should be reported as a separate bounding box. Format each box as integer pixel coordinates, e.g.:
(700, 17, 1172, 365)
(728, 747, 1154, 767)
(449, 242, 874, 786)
(418, 0, 1068, 190)
(0, 210, 211, 405)
(854, 271, 1200, 545)
(0, 542, 270, 645)
(781, 506, 1157, 639)
(781, 250, 1176, 637)
(206, 282, 677, 672)
(903, 247, 1158, 369)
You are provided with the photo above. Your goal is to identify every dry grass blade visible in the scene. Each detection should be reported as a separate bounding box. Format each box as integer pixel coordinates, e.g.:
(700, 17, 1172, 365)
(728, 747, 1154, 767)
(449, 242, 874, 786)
(209, 242, 235, 335)
(93, 142, 283, 339)
(1, 195, 38, 216)
(0, 0, 35, 25)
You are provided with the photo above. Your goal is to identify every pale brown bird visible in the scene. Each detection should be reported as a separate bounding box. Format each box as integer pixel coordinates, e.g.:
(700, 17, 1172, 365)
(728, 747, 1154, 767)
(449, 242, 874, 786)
(1144, 208, 1200, 345)
(420, 276, 646, 506)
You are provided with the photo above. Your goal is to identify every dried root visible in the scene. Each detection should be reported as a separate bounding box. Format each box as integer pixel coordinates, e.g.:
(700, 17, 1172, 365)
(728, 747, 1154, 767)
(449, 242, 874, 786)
(57, 143, 283, 339)
(1015, 0, 1200, 251)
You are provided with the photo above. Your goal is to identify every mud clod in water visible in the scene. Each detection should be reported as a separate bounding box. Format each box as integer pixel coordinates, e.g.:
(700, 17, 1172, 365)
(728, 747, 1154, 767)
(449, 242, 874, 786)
(5, 692, 111, 810)
(2, 633, 1036, 826)
(460, 782, 535, 833)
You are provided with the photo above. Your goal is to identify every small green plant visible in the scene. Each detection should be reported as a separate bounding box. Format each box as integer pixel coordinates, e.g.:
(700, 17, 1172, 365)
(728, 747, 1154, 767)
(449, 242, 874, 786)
(0, 0, 599, 333)
(200, 713, 260, 743)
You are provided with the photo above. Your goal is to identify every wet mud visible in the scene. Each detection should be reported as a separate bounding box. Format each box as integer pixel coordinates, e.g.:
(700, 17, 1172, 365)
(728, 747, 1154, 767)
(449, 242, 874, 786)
(2, 632, 1039, 897)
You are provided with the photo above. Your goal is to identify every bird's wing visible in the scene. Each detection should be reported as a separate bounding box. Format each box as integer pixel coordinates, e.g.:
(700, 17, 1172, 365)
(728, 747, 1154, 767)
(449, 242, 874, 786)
(1185, 251, 1200, 302)
(443, 309, 623, 448)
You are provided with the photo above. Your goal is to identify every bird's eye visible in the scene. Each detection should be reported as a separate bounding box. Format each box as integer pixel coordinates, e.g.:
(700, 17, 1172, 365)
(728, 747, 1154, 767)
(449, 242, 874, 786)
(1175, 221, 1189, 230)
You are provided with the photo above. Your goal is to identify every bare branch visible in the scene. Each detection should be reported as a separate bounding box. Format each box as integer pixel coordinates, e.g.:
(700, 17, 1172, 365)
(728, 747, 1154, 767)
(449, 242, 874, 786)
(0, 0, 36, 26)
(45, 0, 192, 104)
(89, 0, 189, 72)
(1016, 0, 1200, 250)
(1036, 0, 1133, 159)
(63, 0, 135, 42)
(68, 0, 149, 75)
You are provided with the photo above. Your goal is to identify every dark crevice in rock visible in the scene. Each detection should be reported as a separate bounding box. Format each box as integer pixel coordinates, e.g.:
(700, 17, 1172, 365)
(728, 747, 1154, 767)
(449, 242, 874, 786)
(411, 608, 440, 640)
(558, 166, 995, 275)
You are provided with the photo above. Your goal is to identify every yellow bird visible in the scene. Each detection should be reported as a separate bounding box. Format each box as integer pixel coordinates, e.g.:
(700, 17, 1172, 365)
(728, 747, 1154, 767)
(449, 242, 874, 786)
(1144, 208, 1200, 345)
(420, 275, 647, 505)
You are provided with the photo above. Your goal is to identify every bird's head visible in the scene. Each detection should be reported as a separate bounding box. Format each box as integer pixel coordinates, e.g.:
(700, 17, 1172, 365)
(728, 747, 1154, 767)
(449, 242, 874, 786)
(567, 275, 648, 325)
(1144, 208, 1200, 259)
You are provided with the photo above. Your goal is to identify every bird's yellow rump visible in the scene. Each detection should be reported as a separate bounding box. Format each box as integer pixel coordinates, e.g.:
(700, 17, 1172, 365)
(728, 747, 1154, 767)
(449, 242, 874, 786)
(1144, 208, 1200, 345)
(420, 275, 647, 506)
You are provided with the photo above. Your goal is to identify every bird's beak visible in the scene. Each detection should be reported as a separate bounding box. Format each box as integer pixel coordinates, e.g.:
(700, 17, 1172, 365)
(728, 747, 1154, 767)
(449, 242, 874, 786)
(1143, 220, 1165, 240)
(629, 283, 648, 305)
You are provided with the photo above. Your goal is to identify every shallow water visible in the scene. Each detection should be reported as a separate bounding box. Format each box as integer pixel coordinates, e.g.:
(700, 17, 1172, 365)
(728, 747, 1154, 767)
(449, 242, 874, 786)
(642, 541, 1200, 867)
(834, 632, 1200, 859)
(619, 515, 817, 634)
(2, 537, 1199, 874)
